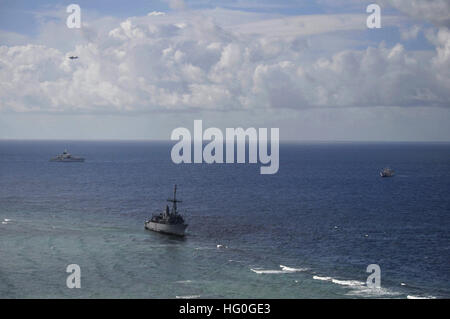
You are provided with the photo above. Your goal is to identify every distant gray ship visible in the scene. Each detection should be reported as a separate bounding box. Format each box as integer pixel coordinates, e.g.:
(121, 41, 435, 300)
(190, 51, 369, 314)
(380, 167, 394, 177)
(145, 185, 188, 236)
(50, 150, 85, 162)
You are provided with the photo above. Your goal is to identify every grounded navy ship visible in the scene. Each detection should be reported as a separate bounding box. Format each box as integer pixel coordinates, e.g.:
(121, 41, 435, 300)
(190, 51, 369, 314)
(50, 150, 84, 162)
(145, 185, 188, 236)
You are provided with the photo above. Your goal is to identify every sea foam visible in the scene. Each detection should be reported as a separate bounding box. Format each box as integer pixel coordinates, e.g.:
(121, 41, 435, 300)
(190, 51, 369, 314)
(251, 265, 308, 274)
(313, 274, 401, 297)
(406, 295, 436, 299)
(176, 295, 201, 299)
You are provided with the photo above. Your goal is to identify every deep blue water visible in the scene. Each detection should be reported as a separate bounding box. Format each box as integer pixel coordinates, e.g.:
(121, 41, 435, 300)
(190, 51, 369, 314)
(0, 141, 449, 298)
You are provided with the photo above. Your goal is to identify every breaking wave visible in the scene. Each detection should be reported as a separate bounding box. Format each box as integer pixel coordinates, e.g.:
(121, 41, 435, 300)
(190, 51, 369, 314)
(313, 275, 401, 297)
(251, 265, 308, 274)
(407, 295, 436, 299)
(176, 295, 201, 299)
(313, 276, 333, 281)
(280, 265, 308, 272)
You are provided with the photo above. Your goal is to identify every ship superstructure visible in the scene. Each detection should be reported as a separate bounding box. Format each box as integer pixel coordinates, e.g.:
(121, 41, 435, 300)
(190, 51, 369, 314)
(50, 150, 84, 162)
(145, 185, 188, 236)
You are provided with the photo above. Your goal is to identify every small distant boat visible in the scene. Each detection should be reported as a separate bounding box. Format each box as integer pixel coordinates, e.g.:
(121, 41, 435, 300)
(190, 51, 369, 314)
(50, 150, 84, 162)
(380, 168, 394, 177)
(145, 185, 188, 237)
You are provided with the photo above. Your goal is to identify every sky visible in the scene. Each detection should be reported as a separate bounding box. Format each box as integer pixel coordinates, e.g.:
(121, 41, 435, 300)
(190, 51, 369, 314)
(0, 0, 449, 141)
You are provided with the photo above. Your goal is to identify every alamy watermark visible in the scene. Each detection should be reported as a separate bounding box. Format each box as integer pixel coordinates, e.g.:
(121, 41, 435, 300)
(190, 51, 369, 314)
(66, 4, 81, 29)
(66, 264, 81, 288)
(366, 4, 381, 29)
(170, 120, 279, 174)
(366, 264, 381, 288)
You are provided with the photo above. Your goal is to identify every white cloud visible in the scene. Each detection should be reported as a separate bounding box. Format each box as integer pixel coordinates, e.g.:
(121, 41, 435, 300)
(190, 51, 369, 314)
(400, 25, 421, 40)
(148, 11, 166, 17)
(0, 8, 449, 114)
(227, 13, 404, 38)
(382, 0, 450, 27)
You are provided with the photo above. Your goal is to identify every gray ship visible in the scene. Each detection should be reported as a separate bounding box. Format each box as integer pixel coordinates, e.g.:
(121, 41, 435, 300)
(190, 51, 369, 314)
(145, 185, 188, 236)
(50, 150, 84, 162)
(380, 167, 394, 177)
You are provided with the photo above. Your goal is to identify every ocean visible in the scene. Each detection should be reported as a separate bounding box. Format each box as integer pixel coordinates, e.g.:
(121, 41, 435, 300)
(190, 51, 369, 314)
(0, 141, 449, 298)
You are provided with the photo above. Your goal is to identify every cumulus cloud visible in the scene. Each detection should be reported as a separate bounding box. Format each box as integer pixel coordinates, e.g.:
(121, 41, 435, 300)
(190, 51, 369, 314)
(381, 0, 450, 95)
(148, 11, 166, 17)
(400, 25, 421, 40)
(0, 6, 449, 114)
(227, 13, 404, 38)
(382, 0, 450, 27)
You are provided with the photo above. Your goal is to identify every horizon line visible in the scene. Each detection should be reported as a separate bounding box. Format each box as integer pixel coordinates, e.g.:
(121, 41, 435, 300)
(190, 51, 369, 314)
(1, 138, 450, 144)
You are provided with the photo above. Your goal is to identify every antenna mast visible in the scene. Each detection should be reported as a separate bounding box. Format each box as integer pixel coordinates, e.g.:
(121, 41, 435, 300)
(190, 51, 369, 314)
(167, 184, 182, 214)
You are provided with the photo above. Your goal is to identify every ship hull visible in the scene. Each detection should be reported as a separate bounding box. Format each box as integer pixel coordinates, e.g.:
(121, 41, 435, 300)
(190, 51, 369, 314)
(145, 221, 187, 236)
(380, 172, 394, 177)
(50, 158, 85, 162)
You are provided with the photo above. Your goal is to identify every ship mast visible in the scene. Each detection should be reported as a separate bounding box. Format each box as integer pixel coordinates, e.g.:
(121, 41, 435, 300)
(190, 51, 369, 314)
(167, 184, 182, 214)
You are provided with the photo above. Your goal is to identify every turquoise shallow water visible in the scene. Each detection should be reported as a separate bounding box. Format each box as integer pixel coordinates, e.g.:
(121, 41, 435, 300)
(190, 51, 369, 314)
(0, 141, 449, 298)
